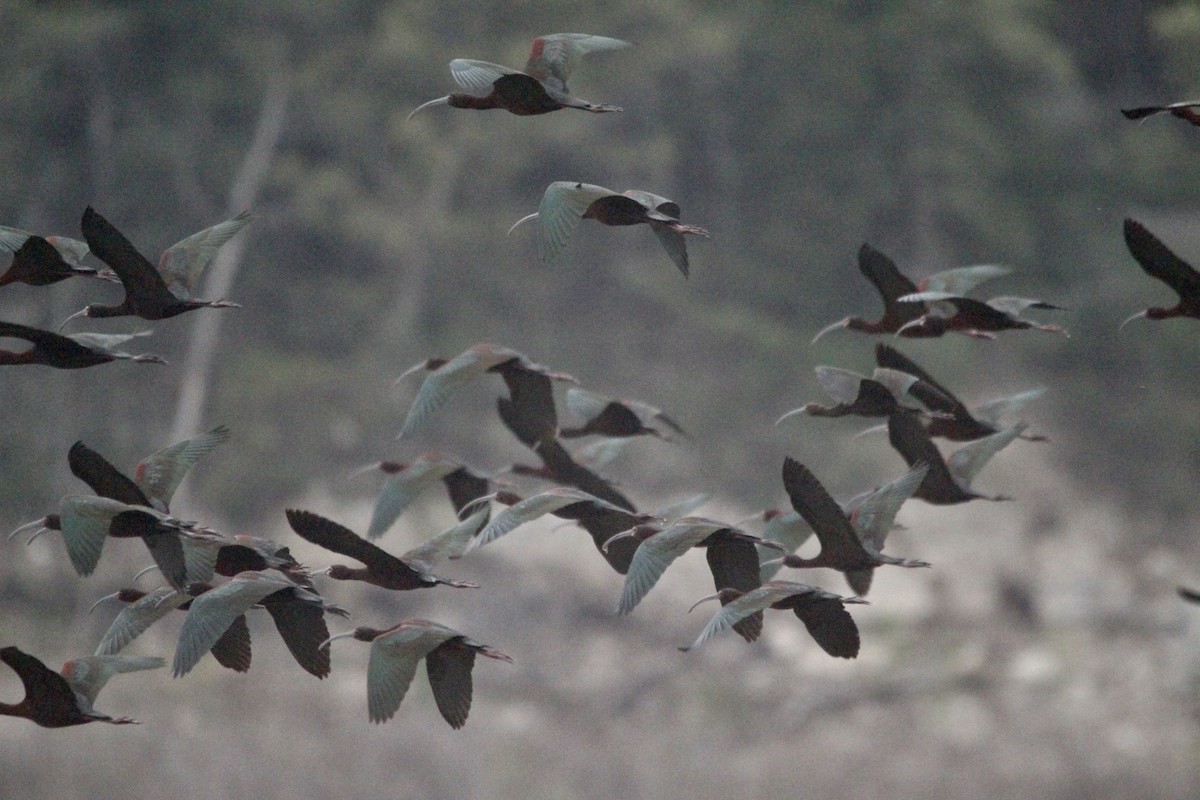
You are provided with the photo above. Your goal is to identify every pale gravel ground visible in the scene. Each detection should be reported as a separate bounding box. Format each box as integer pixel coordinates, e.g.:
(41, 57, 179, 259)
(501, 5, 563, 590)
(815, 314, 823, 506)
(2, 443, 1199, 800)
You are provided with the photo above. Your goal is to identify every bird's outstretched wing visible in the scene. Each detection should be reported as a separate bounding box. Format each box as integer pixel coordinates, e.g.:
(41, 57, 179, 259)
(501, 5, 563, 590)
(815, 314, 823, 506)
(523, 33, 631, 92)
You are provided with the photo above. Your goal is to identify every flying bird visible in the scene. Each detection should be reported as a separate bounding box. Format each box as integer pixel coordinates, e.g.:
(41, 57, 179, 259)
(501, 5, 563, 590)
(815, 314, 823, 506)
(172, 570, 348, 679)
(886, 410, 1022, 504)
(0, 646, 163, 727)
(812, 244, 1009, 342)
(0, 224, 90, 266)
(681, 582, 866, 658)
(409, 33, 630, 118)
(0, 320, 165, 368)
(775, 365, 940, 423)
(90, 587, 252, 673)
(764, 459, 929, 581)
(321, 619, 513, 728)
(353, 454, 494, 540)
(603, 517, 787, 640)
(560, 387, 686, 440)
(395, 342, 576, 441)
(285, 509, 478, 591)
(1121, 101, 1200, 127)
(875, 343, 1047, 441)
(509, 182, 709, 276)
(0, 233, 114, 288)
(895, 293, 1068, 338)
(1120, 218, 1200, 328)
(58, 207, 245, 327)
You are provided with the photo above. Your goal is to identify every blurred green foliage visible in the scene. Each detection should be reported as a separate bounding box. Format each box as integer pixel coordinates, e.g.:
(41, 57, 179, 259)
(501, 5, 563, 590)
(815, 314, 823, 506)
(1, 0, 1199, 545)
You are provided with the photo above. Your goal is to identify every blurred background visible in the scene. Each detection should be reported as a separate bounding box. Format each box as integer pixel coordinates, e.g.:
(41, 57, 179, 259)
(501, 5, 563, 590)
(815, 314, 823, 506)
(2, 1, 1200, 797)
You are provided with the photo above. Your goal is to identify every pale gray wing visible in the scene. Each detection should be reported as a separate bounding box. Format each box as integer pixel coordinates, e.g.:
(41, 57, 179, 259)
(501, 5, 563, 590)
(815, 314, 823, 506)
(58, 495, 128, 576)
(682, 584, 798, 651)
(366, 625, 453, 723)
(0, 225, 34, 253)
(573, 438, 631, 470)
(94, 588, 185, 656)
(134, 425, 231, 508)
(181, 536, 220, 583)
(814, 366, 868, 405)
(565, 387, 614, 422)
(920, 264, 1010, 295)
(984, 295, 1059, 316)
(524, 33, 631, 90)
(397, 346, 514, 440)
(0, 227, 90, 265)
(158, 211, 251, 298)
(62, 654, 166, 704)
(654, 492, 711, 524)
(534, 182, 615, 262)
(896, 290, 959, 304)
(366, 458, 458, 540)
(448, 59, 521, 93)
(868, 368, 921, 402)
(846, 463, 928, 551)
(66, 330, 152, 350)
(650, 224, 691, 277)
(947, 423, 1026, 487)
(173, 574, 290, 677)
(972, 387, 1046, 426)
(466, 487, 628, 553)
(617, 521, 724, 615)
(756, 512, 813, 582)
(403, 509, 488, 572)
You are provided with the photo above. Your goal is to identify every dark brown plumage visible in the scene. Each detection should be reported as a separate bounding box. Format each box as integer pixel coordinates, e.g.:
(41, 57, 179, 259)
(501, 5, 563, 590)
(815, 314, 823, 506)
(59, 207, 239, 326)
(285, 509, 476, 591)
(0, 320, 164, 368)
(1121, 218, 1200, 327)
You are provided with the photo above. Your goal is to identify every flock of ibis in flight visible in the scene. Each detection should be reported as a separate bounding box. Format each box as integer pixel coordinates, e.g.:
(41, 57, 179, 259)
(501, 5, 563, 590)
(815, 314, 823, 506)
(3, 33, 1200, 732)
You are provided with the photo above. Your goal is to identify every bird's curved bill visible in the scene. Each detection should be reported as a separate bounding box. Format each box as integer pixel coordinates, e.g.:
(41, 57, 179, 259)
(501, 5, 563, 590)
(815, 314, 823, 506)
(88, 591, 124, 614)
(774, 407, 808, 426)
(56, 308, 90, 332)
(407, 96, 450, 120)
(599, 528, 636, 554)
(318, 631, 357, 650)
(7, 518, 45, 542)
(811, 319, 847, 344)
(507, 212, 539, 236)
(895, 317, 926, 336)
(393, 359, 431, 387)
(686, 593, 721, 614)
(458, 493, 499, 514)
(1117, 310, 1147, 332)
(132, 564, 161, 582)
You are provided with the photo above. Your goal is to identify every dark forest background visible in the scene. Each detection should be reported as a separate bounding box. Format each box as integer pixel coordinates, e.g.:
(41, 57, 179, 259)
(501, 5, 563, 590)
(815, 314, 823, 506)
(3, 3, 1200, 798)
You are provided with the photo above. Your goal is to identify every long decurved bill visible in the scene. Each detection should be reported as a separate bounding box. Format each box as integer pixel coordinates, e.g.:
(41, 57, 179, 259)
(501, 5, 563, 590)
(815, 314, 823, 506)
(599, 528, 637, 554)
(686, 593, 722, 614)
(88, 591, 124, 615)
(7, 518, 46, 542)
(895, 317, 928, 337)
(1117, 310, 1147, 332)
(407, 96, 451, 120)
(507, 212, 539, 235)
(811, 318, 848, 344)
(57, 307, 91, 332)
(318, 631, 358, 650)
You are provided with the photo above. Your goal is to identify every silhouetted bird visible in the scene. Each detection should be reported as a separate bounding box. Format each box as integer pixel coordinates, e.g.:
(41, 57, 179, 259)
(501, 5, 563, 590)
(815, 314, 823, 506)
(0, 646, 162, 727)
(510, 182, 708, 276)
(58, 207, 243, 327)
(812, 244, 1008, 342)
(322, 619, 513, 728)
(1120, 218, 1200, 328)
(409, 33, 630, 118)
(1122, 101, 1200, 127)
(0, 320, 164, 368)
(682, 582, 867, 658)
(886, 410, 1022, 504)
